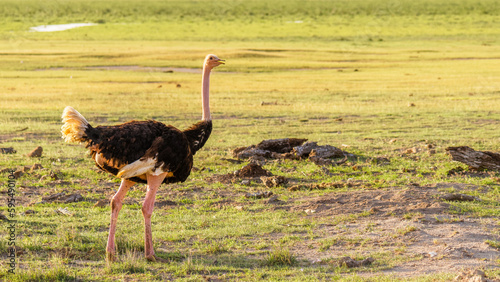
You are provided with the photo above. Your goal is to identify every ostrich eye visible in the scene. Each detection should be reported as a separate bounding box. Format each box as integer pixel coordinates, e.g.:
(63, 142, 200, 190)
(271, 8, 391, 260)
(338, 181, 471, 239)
(209, 57, 213, 60)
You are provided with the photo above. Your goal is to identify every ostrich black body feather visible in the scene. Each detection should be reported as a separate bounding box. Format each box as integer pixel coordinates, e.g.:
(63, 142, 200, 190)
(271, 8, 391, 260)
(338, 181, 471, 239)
(82, 120, 212, 184)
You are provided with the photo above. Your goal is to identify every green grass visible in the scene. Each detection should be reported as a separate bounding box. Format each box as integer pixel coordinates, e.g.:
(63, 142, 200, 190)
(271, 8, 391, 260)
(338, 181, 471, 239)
(1, 0, 500, 280)
(485, 240, 500, 250)
(263, 246, 297, 267)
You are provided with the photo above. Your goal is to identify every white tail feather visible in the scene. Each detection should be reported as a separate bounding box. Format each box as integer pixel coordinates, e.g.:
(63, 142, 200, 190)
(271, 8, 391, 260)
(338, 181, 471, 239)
(117, 158, 156, 179)
(61, 106, 89, 143)
(117, 158, 172, 179)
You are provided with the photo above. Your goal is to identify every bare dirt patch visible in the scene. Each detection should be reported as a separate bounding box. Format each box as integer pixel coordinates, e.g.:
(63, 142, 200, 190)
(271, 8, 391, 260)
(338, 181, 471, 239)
(285, 184, 449, 217)
(292, 213, 499, 279)
(205, 171, 500, 278)
(269, 183, 499, 278)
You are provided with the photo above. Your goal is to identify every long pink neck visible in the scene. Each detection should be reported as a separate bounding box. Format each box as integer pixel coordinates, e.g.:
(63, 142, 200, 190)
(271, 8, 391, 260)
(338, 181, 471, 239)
(201, 65, 211, 121)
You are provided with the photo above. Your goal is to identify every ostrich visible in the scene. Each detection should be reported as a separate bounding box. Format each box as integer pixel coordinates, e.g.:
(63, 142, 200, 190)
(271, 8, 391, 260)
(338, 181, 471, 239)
(61, 54, 224, 262)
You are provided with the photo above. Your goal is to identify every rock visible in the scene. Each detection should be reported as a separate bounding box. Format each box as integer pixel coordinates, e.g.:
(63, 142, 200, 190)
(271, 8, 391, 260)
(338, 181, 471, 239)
(233, 138, 308, 159)
(352, 164, 361, 171)
(293, 142, 320, 158)
(304, 209, 316, 215)
(281, 152, 300, 160)
(446, 146, 500, 171)
(49, 170, 59, 180)
(405, 147, 418, 154)
(232, 146, 250, 156)
(42, 192, 83, 203)
(337, 256, 375, 268)
(27, 146, 43, 157)
(245, 191, 273, 199)
(0, 147, 16, 154)
(30, 163, 43, 172)
(241, 179, 251, 185)
(41, 192, 64, 202)
(309, 156, 333, 166)
(232, 139, 349, 168)
(55, 207, 73, 216)
(294, 142, 343, 159)
(309, 146, 344, 159)
(247, 155, 267, 165)
(256, 138, 308, 154)
(260, 176, 288, 188)
(13, 170, 24, 179)
(61, 193, 84, 203)
(261, 177, 272, 187)
(24, 210, 36, 215)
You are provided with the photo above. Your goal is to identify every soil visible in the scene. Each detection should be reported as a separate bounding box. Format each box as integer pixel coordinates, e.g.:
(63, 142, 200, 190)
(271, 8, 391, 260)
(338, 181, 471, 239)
(2, 161, 499, 279)
(278, 182, 499, 279)
(204, 165, 500, 278)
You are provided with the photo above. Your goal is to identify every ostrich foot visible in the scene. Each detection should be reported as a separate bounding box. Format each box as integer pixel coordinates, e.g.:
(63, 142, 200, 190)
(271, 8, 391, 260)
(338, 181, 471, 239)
(146, 254, 169, 263)
(106, 252, 117, 263)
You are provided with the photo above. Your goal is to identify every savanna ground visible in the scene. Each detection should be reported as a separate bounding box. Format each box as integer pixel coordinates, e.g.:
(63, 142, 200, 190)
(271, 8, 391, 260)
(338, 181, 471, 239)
(0, 0, 500, 280)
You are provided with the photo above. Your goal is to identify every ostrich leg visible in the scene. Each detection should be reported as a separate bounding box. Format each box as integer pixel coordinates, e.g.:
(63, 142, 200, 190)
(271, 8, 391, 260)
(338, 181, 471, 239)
(106, 179, 135, 262)
(143, 172, 168, 262)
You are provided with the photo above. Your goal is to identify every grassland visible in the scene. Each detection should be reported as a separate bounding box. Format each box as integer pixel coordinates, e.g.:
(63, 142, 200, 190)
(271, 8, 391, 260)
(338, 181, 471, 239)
(0, 0, 499, 281)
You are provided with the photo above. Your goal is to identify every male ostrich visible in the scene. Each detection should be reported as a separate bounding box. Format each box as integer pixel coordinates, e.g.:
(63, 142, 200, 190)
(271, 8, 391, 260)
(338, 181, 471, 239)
(61, 54, 224, 262)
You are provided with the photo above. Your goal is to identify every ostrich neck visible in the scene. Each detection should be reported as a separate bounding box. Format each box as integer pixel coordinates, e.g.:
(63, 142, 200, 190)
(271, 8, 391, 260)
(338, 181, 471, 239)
(201, 66, 211, 121)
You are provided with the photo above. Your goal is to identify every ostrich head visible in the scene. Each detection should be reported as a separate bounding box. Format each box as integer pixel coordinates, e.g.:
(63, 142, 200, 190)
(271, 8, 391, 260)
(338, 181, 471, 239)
(204, 54, 225, 69)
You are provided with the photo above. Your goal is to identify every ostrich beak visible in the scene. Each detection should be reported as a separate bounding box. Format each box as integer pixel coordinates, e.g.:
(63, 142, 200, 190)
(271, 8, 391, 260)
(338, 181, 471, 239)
(217, 59, 225, 65)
